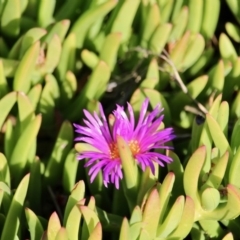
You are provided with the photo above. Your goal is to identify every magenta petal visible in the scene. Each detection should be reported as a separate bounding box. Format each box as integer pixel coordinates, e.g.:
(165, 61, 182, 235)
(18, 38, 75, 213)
(74, 98, 175, 189)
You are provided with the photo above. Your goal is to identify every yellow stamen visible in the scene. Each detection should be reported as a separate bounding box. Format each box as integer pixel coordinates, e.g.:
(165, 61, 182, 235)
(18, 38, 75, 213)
(109, 143, 120, 159)
(129, 140, 140, 155)
(109, 140, 140, 159)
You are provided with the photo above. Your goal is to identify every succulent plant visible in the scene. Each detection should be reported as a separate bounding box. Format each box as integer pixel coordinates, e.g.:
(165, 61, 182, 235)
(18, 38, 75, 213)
(0, 0, 240, 239)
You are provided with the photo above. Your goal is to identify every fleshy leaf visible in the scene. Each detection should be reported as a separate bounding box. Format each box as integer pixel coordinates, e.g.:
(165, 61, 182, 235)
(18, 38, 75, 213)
(1, 174, 30, 240)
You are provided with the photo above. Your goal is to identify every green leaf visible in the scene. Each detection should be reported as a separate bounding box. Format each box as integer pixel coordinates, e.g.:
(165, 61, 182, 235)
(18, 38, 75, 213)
(27, 84, 42, 111)
(87, 61, 111, 100)
(200, 0, 220, 39)
(158, 172, 175, 223)
(4, 118, 15, 161)
(55, 0, 82, 21)
(231, 91, 240, 119)
(222, 232, 234, 240)
(140, 80, 158, 92)
(229, 147, 240, 188)
(47, 212, 61, 240)
(226, 22, 240, 42)
(137, 165, 158, 206)
(81, 50, 99, 69)
(130, 206, 142, 224)
(190, 222, 205, 239)
(199, 220, 224, 238)
(27, 158, 41, 213)
(142, 189, 161, 238)
(141, 3, 161, 48)
(138, 228, 151, 240)
(157, 0, 174, 23)
(209, 94, 222, 120)
(67, 61, 110, 120)
(10, 115, 41, 185)
(226, 0, 240, 22)
(168, 196, 195, 239)
(0, 58, 19, 77)
(167, 150, 184, 198)
(0, 190, 11, 216)
(184, 146, 205, 205)
(169, 31, 190, 69)
(186, 48, 214, 77)
(231, 118, 240, 153)
(43, 34, 62, 74)
(223, 58, 240, 100)
(108, 0, 140, 43)
(219, 33, 238, 62)
(203, 151, 229, 189)
(57, 33, 76, 81)
(43, 20, 70, 43)
(170, 0, 185, 21)
(0, 60, 9, 98)
(206, 114, 232, 158)
(62, 149, 79, 193)
(209, 60, 225, 93)
(60, 71, 77, 106)
(63, 180, 85, 226)
(20, 0, 28, 13)
(38, 74, 60, 126)
(169, 6, 188, 41)
(149, 23, 172, 54)
(130, 88, 171, 126)
(25, 208, 44, 240)
(198, 120, 212, 175)
(0, 0, 21, 36)
(119, 218, 130, 240)
(187, 0, 203, 33)
(37, 0, 55, 27)
(169, 75, 208, 127)
(17, 92, 34, 134)
(157, 196, 185, 238)
(19, 28, 47, 58)
(13, 41, 40, 93)
(100, 32, 122, 71)
(204, 185, 240, 220)
(71, 0, 117, 48)
(80, 206, 100, 238)
(201, 188, 220, 211)
(217, 101, 229, 137)
(96, 207, 123, 232)
(1, 174, 30, 240)
(0, 182, 10, 195)
(44, 121, 73, 185)
(0, 153, 10, 188)
(55, 228, 69, 240)
(141, 58, 159, 89)
(65, 201, 84, 240)
(0, 37, 9, 57)
(75, 143, 99, 153)
(0, 92, 17, 130)
(88, 222, 102, 240)
(181, 33, 205, 71)
(129, 206, 142, 239)
(112, 185, 129, 217)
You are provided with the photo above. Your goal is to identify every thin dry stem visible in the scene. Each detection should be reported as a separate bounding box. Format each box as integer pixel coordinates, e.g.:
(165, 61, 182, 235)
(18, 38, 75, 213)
(161, 49, 208, 115)
(130, 47, 208, 115)
(48, 186, 63, 221)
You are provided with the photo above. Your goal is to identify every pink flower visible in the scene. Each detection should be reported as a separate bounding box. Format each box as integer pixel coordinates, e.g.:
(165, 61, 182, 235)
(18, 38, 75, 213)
(74, 99, 175, 189)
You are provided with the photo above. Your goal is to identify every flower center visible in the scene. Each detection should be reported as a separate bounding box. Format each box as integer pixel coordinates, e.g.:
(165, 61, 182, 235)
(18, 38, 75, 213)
(129, 140, 140, 155)
(109, 140, 140, 159)
(109, 143, 119, 159)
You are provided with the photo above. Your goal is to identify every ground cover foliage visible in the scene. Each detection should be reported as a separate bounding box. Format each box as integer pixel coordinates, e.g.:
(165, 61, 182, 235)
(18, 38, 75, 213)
(1, 0, 240, 239)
